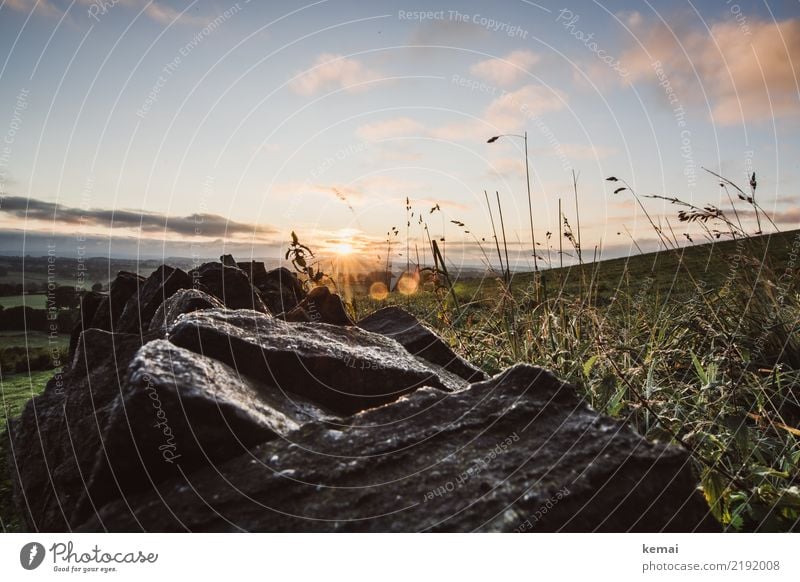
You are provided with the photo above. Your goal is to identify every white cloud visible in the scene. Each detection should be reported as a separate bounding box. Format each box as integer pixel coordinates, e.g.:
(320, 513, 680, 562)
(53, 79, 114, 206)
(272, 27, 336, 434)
(73, 0, 212, 26)
(416, 84, 567, 141)
(410, 19, 488, 46)
(356, 117, 426, 141)
(469, 50, 540, 87)
(484, 84, 566, 130)
(619, 15, 800, 124)
(5, 0, 61, 17)
(486, 157, 526, 178)
(290, 53, 382, 96)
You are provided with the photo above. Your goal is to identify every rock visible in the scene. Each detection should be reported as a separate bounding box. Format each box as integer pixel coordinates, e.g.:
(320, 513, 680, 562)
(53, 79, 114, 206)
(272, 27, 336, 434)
(76, 365, 718, 532)
(283, 286, 354, 326)
(67, 291, 104, 362)
(74, 340, 338, 522)
(236, 260, 268, 286)
(168, 309, 466, 414)
(358, 306, 487, 382)
(188, 262, 268, 313)
(10, 328, 161, 531)
(220, 254, 237, 267)
(89, 271, 144, 331)
(254, 267, 305, 314)
(147, 288, 224, 330)
(116, 265, 193, 332)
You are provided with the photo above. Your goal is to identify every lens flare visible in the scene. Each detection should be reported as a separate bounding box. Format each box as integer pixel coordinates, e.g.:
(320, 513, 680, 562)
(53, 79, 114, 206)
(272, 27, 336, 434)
(397, 272, 419, 295)
(369, 281, 389, 300)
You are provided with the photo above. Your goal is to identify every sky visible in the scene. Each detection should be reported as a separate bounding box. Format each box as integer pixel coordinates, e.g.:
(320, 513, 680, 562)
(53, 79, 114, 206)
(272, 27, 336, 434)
(0, 0, 798, 271)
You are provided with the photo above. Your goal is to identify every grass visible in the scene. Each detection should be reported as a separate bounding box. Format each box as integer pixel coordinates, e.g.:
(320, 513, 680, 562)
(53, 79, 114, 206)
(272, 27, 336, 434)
(353, 221, 800, 531)
(0, 369, 54, 532)
(0, 294, 49, 309)
(0, 330, 70, 349)
(0, 332, 70, 376)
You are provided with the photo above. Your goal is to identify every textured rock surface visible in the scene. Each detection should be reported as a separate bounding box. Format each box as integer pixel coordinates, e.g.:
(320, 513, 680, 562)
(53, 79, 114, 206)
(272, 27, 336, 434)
(147, 288, 224, 330)
(8, 262, 717, 533)
(358, 306, 487, 382)
(188, 262, 268, 313)
(254, 267, 305, 314)
(10, 328, 161, 531)
(116, 266, 193, 332)
(168, 309, 465, 414)
(74, 340, 337, 524)
(67, 290, 105, 361)
(283, 285, 354, 326)
(77, 365, 718, 532)
(89, 271, 144, 332)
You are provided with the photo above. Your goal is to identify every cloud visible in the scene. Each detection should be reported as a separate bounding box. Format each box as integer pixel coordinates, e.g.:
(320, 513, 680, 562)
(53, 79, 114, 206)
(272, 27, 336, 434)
(469, 50, 540, 87)
(484, 84, 567, 129)
(410, 19, 489, 46)
(289, 53, 382, 96)
(553, 143, 617, 160)
(140, 2, 209, 26)
(356, 117, 426, 141)
(0, 196, 278, 239)
(73, 0, 215, 26)
(619, 14, 800, 124)
(4, 0, 61, 17)
(429, 83, 567, 140)
(486, 157, 526, 178)
(729, 205, 800, 224)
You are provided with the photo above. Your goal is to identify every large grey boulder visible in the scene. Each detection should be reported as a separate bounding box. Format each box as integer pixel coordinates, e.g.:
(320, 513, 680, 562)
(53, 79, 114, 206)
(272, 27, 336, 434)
(116, 265, 193, 333)
(10, 328, 160, 531)
(89, 271, 144, 332)
(358, 306, 487, 382)
(147, 288, 224, 330)
(188, 262, 268, 313)
(73, 340, 337, 524)
(167, 309, 466, 415)
(76, 365, 718, 532)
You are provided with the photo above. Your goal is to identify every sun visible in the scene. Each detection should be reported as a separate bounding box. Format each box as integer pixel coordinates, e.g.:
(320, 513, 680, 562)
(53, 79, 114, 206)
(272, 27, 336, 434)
(332, 241, 354, 256)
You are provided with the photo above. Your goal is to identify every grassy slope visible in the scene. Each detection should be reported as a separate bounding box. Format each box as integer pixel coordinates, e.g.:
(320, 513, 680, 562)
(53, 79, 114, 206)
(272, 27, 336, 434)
(0, 370, 54, 532)
(0, 294, 49, 309)
(456, 228, 799, 302)
(358, 229, 800, 531)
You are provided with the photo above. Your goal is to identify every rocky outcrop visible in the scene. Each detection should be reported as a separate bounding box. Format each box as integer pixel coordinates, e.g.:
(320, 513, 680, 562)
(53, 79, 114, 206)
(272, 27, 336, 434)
(67, 290, 104, 362)
(283, 285, 353, 326)
(147, 288, 224, 330)
(76, 365, 718, 532)
(74, 340, 337, 523)
(255, 267, 305, 314)
(115, 266, 193, 332)
(188, 263, 268, 313)
(7, 262, 718, 533)
(358, 306, 487, 382)
(89, 271, 143, 332)
(10, 328, 161, 531)
(168, 309, 464, 414)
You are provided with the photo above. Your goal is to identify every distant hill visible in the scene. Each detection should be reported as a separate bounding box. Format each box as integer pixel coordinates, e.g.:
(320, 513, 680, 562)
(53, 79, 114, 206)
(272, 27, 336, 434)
(478, 229, 800, 301)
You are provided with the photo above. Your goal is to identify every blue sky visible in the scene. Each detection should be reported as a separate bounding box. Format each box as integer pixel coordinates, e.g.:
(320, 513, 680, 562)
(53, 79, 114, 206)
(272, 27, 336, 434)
(0, 0, 798, 267)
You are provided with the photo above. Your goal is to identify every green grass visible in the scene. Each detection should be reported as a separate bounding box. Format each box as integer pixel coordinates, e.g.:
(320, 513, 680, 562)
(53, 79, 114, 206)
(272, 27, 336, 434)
(0, 332, 71, 376)
(0, 370, 53, 435)
(0, 294, 49, 309)
(353, 228, 800, 532)
(0, 331, 70, 349)
(0, 369, 53, 532)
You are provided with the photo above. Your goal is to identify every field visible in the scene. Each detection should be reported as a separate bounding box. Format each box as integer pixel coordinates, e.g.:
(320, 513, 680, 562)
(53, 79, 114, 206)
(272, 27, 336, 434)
(0, 228, 798, 532)
(354, 228, 800, 531)
(0, 294, 49, 309)
(0, 370, 54, 532)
